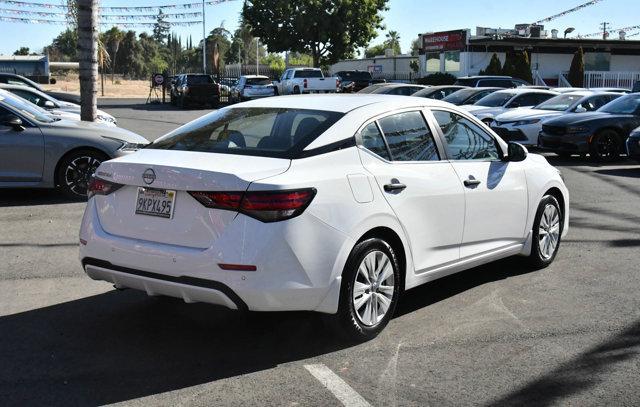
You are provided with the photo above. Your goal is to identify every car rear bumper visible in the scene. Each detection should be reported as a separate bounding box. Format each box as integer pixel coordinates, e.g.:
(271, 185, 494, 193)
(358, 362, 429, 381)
(79, 198, 350, 314)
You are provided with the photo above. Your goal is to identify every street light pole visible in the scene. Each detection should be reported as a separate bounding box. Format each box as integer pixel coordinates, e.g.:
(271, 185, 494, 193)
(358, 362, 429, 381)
(202, 0, 207, 74)
(256, 37, 259, 75)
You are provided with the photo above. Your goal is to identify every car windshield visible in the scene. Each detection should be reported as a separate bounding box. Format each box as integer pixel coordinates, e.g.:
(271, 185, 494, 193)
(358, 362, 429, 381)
(148, 107, 344, 159)
(187, 75, 213, 85)
(0, 91, 55, 123)
(599, 94, 640, 114)
(339, 71, 372, 81)
(535, 94, 584, 111)
(294, 70, 323, 78)
(474, 92, 516, 107)
(246, 77, 271, 86)
(358, 83, 389, 94)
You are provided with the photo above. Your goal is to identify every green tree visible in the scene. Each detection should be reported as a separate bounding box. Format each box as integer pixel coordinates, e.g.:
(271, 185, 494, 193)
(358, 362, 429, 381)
(287, 52, 313, 66)
(44, 29, 78, 61)
(513, 50, 533, 83)
(13, 47, 30, 56)
(480, 53, 502, 75)
(243, 0, 388, 67)
(262, 53, 286, 75)
(364, 43, 386, 58)
(502, 51, 517, 77)
(410, 38, 421, 56)
(102, 26, 125, 82)
(385, 30, 401, 55)
(152, 9, 170, 44)
(568, 47, 585, 87)
(207, 25, 232, 73)
(409, 59, 419, 73)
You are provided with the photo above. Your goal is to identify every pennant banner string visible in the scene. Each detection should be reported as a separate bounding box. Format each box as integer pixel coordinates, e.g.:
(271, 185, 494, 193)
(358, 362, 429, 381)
(531, 0, 604, 26)
(0, 0, 234, 12)
(0, 15, 202, 26)
(0, 7, 202, 19)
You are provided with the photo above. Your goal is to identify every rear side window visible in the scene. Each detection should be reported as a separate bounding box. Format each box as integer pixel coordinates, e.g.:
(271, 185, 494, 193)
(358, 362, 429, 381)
(187, 75, 213, 85)
(377, 111, 439, 161)
(360, 122, 390, 160)
(148, 108, 343, 159)
(478, 79, 513, 87)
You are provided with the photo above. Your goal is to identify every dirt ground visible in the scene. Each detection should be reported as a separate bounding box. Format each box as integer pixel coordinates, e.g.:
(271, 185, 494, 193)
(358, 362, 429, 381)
(44, 75, 153, 98)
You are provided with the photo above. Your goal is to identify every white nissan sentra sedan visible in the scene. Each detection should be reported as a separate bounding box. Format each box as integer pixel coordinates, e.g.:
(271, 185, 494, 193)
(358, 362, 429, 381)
(79, 95, 569, 341)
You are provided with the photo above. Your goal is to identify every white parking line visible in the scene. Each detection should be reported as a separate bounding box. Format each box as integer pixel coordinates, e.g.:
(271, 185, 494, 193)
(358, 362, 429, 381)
(304, 363, 372, 407)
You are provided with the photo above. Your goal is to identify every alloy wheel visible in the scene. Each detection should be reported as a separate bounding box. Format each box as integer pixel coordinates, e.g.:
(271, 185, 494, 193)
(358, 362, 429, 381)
(64, 155, 102, 197)
(595, 133, 618, 159)
(352, 250, 395, 327)
(538, 203, 561, 260)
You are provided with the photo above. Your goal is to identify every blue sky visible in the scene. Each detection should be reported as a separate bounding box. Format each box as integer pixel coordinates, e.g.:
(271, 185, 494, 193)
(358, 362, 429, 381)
(0, 0, 637, 56)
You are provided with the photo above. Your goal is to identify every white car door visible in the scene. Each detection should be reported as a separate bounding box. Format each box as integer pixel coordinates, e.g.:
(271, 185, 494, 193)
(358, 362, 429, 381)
(430, 109, 528, 258)
(357, 110, 465, 273)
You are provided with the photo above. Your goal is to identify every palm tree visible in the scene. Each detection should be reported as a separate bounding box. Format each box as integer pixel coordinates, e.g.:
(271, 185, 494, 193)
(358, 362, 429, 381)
(385, 30, 401, 55)
(77, 0, 98, 122)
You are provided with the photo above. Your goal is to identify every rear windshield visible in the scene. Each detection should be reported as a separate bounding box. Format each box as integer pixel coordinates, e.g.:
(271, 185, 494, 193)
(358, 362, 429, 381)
(442, 88, 478, 104)
(454, 78, 474, 86)
(358, 83, 390, 94)
(475, 92, 516, 107)
(187, 75, 214, 85)
(338, 71, 372, 81)
(246, 77, 272, 86)
(294, 70, 323, 79)
(148, 108, 344, 159)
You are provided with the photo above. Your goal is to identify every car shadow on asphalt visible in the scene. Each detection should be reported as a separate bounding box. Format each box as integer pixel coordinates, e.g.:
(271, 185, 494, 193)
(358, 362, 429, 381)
(0, 189, 83, 207)
(0, 256, 543, 406)
(594, 168, 640, 178)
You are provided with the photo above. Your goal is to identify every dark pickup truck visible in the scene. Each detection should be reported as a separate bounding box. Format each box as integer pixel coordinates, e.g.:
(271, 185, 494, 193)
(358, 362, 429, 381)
(335, 70, 384, 93)
(170, 74, 220, 108)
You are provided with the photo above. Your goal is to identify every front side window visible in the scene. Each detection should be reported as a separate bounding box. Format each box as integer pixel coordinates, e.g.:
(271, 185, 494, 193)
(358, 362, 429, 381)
(432, 110, 501, 161)
(0, 91, 54, 123)
(149, 107, 343, 158)
(360, 122, 390, 160)
(377, 111, 439, 161)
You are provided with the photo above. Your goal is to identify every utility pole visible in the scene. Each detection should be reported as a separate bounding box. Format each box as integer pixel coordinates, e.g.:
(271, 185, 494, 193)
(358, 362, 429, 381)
(256, 37, 259, 75)
(202, 0, 207, 74)
(600, 22, 609, 39)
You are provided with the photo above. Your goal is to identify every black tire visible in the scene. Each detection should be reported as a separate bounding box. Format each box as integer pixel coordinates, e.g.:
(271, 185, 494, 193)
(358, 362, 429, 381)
(482, 118, 493, 125)
(293, 86, 301, 95)
(56, 149, 108, 199)
(170, 93, 176, 106)
(330, 238, 401, 342)
(527, 195, 563, 269)
(589, 129, 622, 162)
(178, 95, 185, 109)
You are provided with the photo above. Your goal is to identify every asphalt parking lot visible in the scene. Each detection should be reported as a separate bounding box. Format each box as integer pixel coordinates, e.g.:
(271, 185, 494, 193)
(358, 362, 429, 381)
(1, 99, 639, 406)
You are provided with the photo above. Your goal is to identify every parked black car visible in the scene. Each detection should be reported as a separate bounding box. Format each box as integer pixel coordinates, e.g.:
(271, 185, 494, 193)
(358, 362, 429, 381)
(625, 125, 640, 162)
(412, 85, 468, 100)
(538, 93, 640, 161)
(335, 70, 379, 93)
(170, 74, 220, 108)
(442, 87, 503, 105)
(454, 75, 530, 88)
(0, 73, 80, 104)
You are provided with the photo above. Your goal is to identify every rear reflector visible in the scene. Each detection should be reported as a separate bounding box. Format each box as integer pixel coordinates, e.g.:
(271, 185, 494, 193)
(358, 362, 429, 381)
(87, 177, 123, 199)
(188, 188, 316, 222)
(218, 263, 257, 271)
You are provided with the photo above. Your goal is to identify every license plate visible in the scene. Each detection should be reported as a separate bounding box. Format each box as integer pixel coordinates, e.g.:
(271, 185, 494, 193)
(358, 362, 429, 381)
(135, 187, 176, 219)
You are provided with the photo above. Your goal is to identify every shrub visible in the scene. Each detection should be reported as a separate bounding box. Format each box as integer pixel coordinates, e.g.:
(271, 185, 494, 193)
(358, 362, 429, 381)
(481, 53, 503, 76)
(568, 47, 585, 87)
(417, 72, 457, 85)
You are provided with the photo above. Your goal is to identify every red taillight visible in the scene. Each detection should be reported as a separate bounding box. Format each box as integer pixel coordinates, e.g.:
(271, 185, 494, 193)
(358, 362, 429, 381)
(188, 188, 316, 222)
(303, 78, 308, 88)
(188, 191, 243, 210)
(87, 177, 123, 198)
(218, 263, 257, 271)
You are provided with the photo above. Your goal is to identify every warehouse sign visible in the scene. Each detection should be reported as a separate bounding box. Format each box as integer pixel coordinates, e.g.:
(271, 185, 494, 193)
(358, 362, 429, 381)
(422, 30, 467, 51)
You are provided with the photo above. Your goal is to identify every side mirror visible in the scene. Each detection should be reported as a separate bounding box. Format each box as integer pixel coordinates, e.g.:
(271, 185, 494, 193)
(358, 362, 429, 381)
(49, 78, 57, 85)
(43, 100, 56, 109)
(2, 114, 24, 131)
(505, 142, 527, 162)
(574, 106, 587, 113)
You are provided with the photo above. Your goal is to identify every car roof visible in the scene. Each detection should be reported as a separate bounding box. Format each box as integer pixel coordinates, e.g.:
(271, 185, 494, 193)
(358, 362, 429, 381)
(458, 75, 512, 80)
(241, 75, 269, 79)
(492, 88, 557, 95)
(234, 94, 452, 113)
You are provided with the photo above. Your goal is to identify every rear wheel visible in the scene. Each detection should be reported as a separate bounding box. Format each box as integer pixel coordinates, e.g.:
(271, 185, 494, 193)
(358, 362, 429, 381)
(331, 238, 401, 342)
(57, 149, 108, 199)
(293, 86, 301, 94)
(527, 195, 563, 268)
(589, 130, 622, 162)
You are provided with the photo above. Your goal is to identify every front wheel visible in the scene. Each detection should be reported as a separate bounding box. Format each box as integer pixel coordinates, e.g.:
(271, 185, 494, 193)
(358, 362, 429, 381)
(331, 238, 401, 342)
(57, 149, 108, 199)
(527, 195, 563, 268)
(589, 130, 622, 162)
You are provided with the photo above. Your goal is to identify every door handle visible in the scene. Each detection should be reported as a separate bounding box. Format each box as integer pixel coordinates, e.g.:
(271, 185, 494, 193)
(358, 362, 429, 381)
(384, 182, 407, 192)
(463, 178, 482, 187)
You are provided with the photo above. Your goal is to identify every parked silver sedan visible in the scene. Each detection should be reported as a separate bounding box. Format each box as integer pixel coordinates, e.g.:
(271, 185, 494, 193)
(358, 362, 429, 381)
(230, 75, 276, 103)
(0, 89, 148, 198)
(0, 84, 117, 126)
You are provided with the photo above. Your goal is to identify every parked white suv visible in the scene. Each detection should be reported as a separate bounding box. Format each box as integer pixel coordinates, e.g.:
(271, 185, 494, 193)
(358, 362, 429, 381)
(275, 68, 338, 95)
(79, 95, 569, 341)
